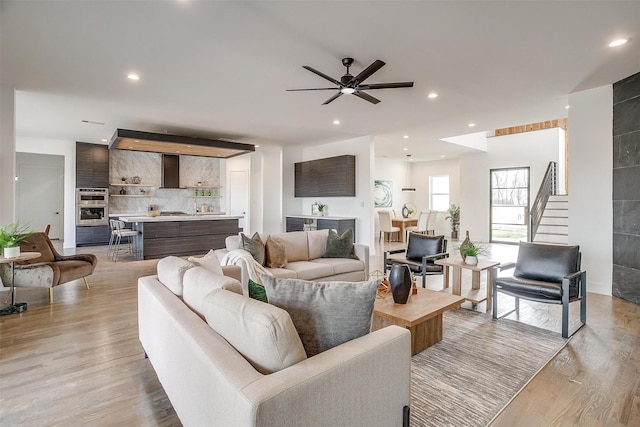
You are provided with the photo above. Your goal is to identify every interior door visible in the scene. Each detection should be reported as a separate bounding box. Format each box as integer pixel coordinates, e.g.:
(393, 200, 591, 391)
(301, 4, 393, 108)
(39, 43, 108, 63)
(16, 152, 65, 239)
(229, 170, 248, 233)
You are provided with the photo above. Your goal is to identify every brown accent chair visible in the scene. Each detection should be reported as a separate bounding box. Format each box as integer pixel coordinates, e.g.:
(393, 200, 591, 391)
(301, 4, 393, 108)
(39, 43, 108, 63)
(0, 232, 97, 303)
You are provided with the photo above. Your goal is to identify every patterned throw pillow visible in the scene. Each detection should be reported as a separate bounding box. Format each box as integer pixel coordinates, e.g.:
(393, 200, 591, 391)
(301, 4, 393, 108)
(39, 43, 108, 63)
(248, 279, 269, 303)
(265, 236, 287, 268)
(241, 232, 266, 266)
(324, 229, 357, 259)
(261, 275, 379, 357)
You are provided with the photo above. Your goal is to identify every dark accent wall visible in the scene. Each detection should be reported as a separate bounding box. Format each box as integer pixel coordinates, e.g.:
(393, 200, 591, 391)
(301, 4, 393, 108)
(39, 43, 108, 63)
(613, 71, 640, 304)
(294, 155, 356, 197)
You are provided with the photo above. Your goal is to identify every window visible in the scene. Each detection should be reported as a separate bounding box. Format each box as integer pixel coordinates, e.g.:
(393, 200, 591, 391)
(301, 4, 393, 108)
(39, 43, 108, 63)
(430, 175, 450, 211)
(490, 167, 529, 243)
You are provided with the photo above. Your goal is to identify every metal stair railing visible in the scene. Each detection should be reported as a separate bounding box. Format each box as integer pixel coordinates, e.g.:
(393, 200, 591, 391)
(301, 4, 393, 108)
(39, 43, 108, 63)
(530, 161, 557, 241)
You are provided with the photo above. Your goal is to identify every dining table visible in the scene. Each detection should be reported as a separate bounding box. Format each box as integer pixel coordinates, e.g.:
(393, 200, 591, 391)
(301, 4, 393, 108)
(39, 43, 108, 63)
(391, 217, 418, 243)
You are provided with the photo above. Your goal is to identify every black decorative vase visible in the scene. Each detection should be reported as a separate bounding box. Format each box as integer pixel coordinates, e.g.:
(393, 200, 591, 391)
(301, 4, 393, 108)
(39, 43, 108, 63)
(389, 264, 412, 304)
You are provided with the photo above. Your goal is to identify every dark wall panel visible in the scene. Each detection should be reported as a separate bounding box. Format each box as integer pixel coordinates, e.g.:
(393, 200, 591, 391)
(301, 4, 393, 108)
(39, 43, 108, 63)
(613, 70, 640, 304)
(294, 155, 356, 197)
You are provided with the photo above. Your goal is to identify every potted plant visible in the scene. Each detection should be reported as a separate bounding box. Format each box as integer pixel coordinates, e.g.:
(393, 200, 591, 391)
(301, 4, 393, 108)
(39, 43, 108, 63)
(458, 241, 486, 265)
(445, 203, 460, 240)
(317, 203, 326, 216)
(0, 222, 34, 259)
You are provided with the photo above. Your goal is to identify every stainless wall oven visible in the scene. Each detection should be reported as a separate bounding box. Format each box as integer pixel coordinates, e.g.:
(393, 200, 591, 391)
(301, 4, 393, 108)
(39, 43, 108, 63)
(76, 188, 108, 226)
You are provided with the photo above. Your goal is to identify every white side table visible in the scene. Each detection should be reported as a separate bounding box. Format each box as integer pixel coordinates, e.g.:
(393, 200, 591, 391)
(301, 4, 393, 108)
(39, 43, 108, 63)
(0, 251, 41, 316)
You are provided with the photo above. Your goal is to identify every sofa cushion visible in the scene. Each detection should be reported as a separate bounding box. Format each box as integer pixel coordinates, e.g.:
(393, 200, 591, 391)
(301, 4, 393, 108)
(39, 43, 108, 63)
(324, 229, 357, 259)
(284, 261, 335, 281)
(265, 236, 287, 268)
(266, 268, 298, 279)
(271, 231, 309, 262)
(314, 258, 365, 275)
(241, 232, 266, 266)
(157, 256, 195, 296)
(203, 289, 307, 374)
(248, 279, 269, 303)
(188, 249, 223, 275)
(182, 267, 243, 316)
(307, 229, 329, 260)
(261, 276, 379, 357)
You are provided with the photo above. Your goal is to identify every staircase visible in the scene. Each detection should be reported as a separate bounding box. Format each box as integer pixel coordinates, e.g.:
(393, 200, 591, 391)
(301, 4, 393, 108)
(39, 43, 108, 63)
(532, 195, 568, 244)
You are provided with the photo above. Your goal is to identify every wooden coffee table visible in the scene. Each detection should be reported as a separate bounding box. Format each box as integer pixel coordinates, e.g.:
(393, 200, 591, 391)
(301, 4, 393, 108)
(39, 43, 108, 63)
(372, 288, 464, 355)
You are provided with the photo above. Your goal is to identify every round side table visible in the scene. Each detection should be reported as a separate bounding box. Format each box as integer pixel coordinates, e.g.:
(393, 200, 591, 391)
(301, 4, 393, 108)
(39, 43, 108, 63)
(0, 251, 41, 316)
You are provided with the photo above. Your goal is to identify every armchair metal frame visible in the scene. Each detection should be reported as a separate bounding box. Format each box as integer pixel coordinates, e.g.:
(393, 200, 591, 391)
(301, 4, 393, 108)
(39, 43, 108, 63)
(492, 246, 587, 338)
(384, 233, 449, 288)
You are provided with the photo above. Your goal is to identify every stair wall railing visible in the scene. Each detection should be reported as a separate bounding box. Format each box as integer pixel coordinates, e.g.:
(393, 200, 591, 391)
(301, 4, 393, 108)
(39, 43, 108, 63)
(530, 161, 557, 241)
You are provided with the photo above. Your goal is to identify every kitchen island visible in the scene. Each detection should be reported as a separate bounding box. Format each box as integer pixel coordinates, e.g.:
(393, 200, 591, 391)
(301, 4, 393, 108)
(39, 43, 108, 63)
(119, 214, 242, 260)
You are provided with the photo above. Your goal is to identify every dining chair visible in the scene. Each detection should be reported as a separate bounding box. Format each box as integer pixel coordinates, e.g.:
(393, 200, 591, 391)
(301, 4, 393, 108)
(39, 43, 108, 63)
(378, 210, 401, 242)
(404, 211, 429, 240)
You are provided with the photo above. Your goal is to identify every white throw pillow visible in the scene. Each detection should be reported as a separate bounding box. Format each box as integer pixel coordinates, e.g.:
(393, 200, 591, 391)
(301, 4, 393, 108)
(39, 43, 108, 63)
(188, 249, 223, 275)
(156, 256, 195, 296)
(203, 289, 307, 374)
(261, 276, 379, 357)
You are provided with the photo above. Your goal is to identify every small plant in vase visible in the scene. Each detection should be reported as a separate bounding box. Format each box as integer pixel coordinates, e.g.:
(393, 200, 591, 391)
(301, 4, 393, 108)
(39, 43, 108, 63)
(458, 241, 486, 266)
(317, 203, 326, 216)
(0, 222, 34, 259)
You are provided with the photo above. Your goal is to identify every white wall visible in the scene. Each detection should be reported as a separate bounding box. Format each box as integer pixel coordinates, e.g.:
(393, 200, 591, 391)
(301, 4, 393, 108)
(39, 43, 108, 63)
(409, 158, 461, 236)
(283, 136, 374, 249)
(458, 128, 562, 242)
(568, 85, 613, 296)
(0, 86, 16, 225)
(16, 136, 77, 247)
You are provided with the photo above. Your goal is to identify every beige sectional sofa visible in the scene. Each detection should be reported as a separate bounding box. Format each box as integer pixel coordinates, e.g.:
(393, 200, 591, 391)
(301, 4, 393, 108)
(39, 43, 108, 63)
(215, 229, 369, 291)
(138, 256, 411, 427)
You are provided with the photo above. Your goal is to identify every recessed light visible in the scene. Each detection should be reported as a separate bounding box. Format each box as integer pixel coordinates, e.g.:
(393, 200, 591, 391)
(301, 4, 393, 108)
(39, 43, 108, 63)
(403, 135, 409, 139)
(468, 123, 476, 127)
(428, 93, 438, 99)
(333, 120, 340, 125)
(101, 139, 107, 142)
(440, 155, 446, 158)
(187, 145, 192, 148)
(255, 145, 260, 148)
(403, 148, 408, 151)
(127, 73, 140, 80)
(608, 38, 629, 47)
(565, 105, 570, 109)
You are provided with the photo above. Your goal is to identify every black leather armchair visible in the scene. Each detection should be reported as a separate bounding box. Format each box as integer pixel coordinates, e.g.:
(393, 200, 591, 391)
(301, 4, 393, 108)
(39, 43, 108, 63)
(492, 241, 586, 338)
(384, 233, 448, 287)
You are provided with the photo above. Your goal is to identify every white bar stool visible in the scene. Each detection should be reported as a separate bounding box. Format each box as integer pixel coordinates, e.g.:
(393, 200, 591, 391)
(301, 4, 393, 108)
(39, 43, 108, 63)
(111, 220, 139, 262)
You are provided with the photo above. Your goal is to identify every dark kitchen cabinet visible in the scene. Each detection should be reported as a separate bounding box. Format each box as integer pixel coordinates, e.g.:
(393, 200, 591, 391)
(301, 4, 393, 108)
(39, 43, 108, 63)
(76, 225, 110, 247)
(76, 142, 109, 188)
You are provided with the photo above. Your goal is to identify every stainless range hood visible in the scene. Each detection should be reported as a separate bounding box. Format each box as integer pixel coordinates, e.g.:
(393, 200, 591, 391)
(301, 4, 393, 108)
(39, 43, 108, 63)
(109, 129, 255, 158)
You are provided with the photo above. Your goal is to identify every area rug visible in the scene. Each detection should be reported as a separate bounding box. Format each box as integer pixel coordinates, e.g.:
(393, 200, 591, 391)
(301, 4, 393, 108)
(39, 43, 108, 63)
(410, 309, 569, 427)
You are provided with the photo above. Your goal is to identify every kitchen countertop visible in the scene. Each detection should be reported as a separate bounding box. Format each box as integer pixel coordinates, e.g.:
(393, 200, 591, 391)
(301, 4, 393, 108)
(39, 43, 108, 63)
(285, 214, 356, 220)
(119, 214, 242, 222)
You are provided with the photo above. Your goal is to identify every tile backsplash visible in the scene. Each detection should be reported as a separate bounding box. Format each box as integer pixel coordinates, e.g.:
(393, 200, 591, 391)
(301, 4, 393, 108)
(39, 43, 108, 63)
(109, 150, 222, 214)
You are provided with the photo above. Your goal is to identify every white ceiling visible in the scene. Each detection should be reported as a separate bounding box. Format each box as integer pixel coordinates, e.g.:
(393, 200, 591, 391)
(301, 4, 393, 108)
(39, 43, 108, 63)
(2, 0, 639, 161)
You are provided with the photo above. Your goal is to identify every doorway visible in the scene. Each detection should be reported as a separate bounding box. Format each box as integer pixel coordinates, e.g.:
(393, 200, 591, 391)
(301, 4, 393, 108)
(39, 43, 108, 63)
(16, 152, 65, 239)
(490, 167, 529, 244)
(229, 170, 248, 233)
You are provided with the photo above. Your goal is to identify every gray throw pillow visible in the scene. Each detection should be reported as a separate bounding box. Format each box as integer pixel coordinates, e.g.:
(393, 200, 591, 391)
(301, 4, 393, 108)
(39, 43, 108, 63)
(261, 275, 379, 357)
(241, 232, 266, 266)
(323, 228, 357, 259)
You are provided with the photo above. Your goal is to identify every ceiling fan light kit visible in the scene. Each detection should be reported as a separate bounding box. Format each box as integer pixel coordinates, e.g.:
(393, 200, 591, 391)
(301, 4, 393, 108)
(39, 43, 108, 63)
(287, 57, 414, 105)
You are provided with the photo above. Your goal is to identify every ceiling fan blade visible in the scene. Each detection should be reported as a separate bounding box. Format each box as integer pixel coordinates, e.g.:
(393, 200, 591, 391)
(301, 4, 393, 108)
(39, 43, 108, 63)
(286, 88, 340, 91)
(303, 66, 342, 87)
(359, 82, 414, 90)
(351, 60, 385, 85)
(353, 91, 381, 104)
(322, 92, 343, 105)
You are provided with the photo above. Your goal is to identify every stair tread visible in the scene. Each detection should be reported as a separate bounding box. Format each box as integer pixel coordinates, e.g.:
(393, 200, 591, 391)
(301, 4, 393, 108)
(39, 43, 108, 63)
(534, 232, 569, 236)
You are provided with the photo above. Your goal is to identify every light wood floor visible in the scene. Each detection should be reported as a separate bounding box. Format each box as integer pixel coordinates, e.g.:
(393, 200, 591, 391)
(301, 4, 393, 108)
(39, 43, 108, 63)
(0, 240, 638, 426)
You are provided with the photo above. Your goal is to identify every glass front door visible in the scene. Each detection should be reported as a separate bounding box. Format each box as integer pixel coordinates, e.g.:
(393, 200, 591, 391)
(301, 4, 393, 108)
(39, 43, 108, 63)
(490, 167, 529, 243)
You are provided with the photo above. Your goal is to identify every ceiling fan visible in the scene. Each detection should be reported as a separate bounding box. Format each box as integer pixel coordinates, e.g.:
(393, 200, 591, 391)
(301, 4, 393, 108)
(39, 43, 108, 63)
(287, 57, 414, 105)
